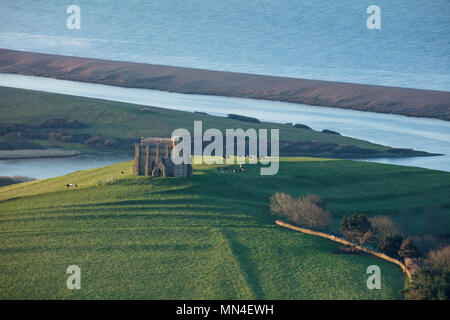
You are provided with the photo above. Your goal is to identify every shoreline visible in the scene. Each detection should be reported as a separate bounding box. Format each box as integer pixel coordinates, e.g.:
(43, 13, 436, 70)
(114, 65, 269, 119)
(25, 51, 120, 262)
(0, 149, 81, 160)
(0, 48, 449, 121)
(0, 147, 438, 161)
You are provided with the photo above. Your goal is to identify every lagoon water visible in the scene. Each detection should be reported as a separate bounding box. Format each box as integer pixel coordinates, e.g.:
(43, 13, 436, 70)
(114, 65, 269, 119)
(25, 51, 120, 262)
(0, 154, 132, 180)
(0, 1, 449, 91)
(0, 73, 449, 176)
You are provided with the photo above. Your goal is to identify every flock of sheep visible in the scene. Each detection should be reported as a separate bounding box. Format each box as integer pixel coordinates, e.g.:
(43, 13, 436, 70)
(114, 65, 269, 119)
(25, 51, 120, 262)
(67, 171, 126, 189)
(218, 163, 246, 174)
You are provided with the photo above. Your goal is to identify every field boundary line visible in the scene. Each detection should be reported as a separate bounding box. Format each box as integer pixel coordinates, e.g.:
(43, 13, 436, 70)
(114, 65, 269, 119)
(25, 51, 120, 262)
(275, 220, 412, 281)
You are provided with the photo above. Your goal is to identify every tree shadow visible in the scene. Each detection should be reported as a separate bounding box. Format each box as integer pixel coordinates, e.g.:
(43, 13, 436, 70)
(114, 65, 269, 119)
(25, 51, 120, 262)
(221, 229, 265, 299)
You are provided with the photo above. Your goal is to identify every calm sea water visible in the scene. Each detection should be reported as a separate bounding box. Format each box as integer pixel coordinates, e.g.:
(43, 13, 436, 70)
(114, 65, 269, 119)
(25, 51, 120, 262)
(1, 73, 449, 175)
(0, 0, 449, 91)
(0, 154, 132, 180)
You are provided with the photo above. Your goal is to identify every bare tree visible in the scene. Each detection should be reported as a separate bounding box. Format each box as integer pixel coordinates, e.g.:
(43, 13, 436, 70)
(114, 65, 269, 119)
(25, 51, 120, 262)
(427, 246, 450, 272)
(370, 215, 400, 240)
(270, 193, 333, 231)
(340, 214, 374, 246)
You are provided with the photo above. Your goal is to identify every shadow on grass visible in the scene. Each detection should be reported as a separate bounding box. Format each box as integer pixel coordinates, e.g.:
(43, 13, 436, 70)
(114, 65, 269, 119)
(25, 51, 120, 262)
(221, 229, 265, 299)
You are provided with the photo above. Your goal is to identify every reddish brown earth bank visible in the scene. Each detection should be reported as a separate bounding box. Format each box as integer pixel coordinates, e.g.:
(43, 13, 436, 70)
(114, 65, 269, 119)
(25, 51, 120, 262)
(0, 48, 449, 121)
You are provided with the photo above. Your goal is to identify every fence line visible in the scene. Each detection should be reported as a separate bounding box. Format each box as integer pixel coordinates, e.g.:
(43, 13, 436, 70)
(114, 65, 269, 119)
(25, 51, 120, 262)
(275, 220, 412, 281)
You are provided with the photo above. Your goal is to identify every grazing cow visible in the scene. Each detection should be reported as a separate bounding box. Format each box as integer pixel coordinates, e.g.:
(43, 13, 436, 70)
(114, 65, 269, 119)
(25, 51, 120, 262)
(239, 164, 245, 170)
(66, 183, 74, 189)
(120, 171, 125, 175)
(222, 167, 228, 173)
(233, 168, 237, 173)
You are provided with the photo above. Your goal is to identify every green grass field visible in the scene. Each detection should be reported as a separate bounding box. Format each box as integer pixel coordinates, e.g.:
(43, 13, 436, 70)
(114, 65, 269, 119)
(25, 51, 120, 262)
(0, 86, 429, 158)
(1, 158, 449, 299)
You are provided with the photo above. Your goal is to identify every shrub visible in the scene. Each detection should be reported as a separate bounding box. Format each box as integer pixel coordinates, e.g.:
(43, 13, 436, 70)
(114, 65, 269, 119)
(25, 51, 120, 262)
(322, 129, 340, 135)
(370, 215, 399, 238)
(0, 122, 35, 135)
(398, 236, 421, 259)
(405, 265, 450, 300)
(369, 215, 401, 247)
(270, 193, 332, 231)
(270, 192, 296, 219)
(405, 246, 450, 300)
(227, 114, 260, 123)
(409, 234, 448, 257)
(293, 123, 311, 129)
(378, 234, 403, 258)
(39, 118, 89, 129)
(427, 246, 450, 272)
(60, 135, 73, 143)
(84, 136, 105, 148)
(340, 214, 373, 245)
(303, 194, 326, 209)
(103, 139, 118, 148)
(0, 175, 35, 187)
(0, 137, 45, 150)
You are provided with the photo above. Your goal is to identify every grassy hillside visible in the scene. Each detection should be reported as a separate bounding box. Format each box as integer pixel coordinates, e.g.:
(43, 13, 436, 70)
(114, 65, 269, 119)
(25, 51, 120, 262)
(0, 86, 430, 158)
(1, 158, 449, 299)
